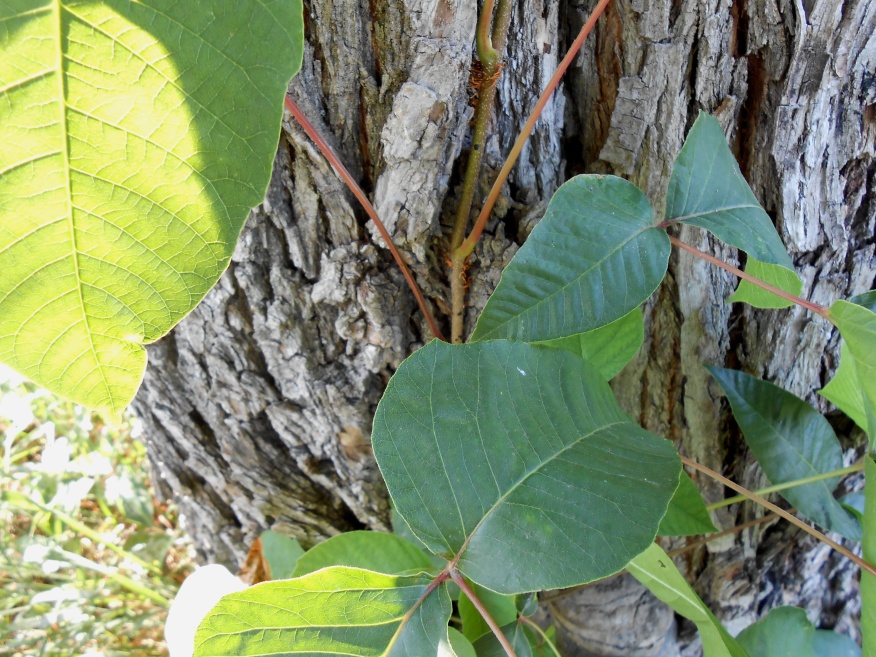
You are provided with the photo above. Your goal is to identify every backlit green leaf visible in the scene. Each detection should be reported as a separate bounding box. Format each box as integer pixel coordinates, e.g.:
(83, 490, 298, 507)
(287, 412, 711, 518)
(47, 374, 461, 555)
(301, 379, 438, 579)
(665, 113, 792, 270)
(536, 307, 644, 381)
(727, 258, 802, 309)
(373, 340, 681, 593)
(448, 628, 477, 657)
(292, 531, 435, 577)
(0, 1, 304, 414)
(736, 607, 814, 657)
(459, 581, 517, 642)
(194, 567, 456, 657)
(628, 543, 748, 657)
(259, 530, 304, 580)
(471, 176, 669, 343)
(820, 341, 869, 434)
(708, 366, 860, 540)
(829, 300, 876, 443)
(659, 471, 717, 537)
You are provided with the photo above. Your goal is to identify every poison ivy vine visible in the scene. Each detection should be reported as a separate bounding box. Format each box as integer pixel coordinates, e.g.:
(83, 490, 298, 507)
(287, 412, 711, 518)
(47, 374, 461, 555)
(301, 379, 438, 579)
(1, 3, 874, 657)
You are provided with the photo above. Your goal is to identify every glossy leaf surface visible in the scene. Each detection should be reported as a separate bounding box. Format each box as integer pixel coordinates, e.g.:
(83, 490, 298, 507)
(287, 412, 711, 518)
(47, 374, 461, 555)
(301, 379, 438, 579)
(0, 1, 303, 414)
(628, 544, 748, 657)
(727, 258, 802, 309)
(373, 340, 681, 593)
(471, 176, 669, 343)
(292, 530, 434, 577)
(659, 471, 717, 537)
(709, 366, 860, 540)
(194, 567, 455, 657)
(665, 113, 792, 270)
(536, 307, 644, 381)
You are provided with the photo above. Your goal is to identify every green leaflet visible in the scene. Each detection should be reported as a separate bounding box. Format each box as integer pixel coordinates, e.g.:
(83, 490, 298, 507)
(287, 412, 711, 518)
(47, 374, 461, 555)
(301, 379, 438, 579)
(535, 307, 644, 381)
(737, 606, 860, 657)
(628, 543, 748, 657)
(709, 366, 861, 540)
(0, 1, 303, 414)
(727, 258, 803, 309)
(864, 458, 876, 657)
(829, 300, 876, 443)
(373, 340, 681, 593)
(471, 176, 669, 343)
(665, 113, 793, 270)
(448, 628, 477, 657)
(292, 531, 435, 577)
(659, 471, 717, 537)
(820, 341, 869, 434)
(259, 530, 304, 580)
(194, 567, 456, 657)
(458, 581, 517, 642)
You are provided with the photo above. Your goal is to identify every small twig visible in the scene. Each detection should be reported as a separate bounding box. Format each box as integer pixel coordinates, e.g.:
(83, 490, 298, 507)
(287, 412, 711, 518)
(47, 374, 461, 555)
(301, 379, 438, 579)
(450, 568, 518, 657)
(681, 455, 876, 577)
(667, 235, 829, 318)
(284, 96, 446, 342)
(667, 512, 785, 558)
(707, 461, 865, 510)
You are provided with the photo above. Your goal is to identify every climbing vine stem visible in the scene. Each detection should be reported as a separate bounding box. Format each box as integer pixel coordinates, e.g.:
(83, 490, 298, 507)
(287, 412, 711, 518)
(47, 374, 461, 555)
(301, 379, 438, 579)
(284, 96, 446, 342)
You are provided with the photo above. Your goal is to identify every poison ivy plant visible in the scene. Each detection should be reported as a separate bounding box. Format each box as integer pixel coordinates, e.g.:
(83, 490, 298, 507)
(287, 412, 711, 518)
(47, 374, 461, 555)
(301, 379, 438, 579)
(659, 471, 717, 537)
(459, 582, 518, 643)
(709, 366, 861, 540)
(736, 606, 860, 657)
(864, 457, 876, 657)
(0, 1, 304, 415)
(291, 530, 434, 577)
(372, 339, 681, 593)
(828, 300, 876, 441)
(471, 176, 670, 343)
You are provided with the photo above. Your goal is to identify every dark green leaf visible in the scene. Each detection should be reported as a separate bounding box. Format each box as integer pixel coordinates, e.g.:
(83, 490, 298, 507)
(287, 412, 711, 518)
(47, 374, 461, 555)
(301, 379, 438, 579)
(194, 567, 455, 657)
(736, 607, 814, 657)
(459, 582, 517, 642)
(727, 258, 802, 309)
(292, 531, 435, 577)
(813, 630, 861, 657)
(517, 593, 539, 617)
(535, 307, 644, 380)
(374, 340, 681, 593)
(659, 472, 717, 536)
(628, 544, 748, 657)
(471, 176, 669, 342)
(472, 622, 533, 657)
(708, 366, 860, 540)
(0, 1, 305, 414)
(851, 291, 876, 312)
(829, 300, 876, 441)
(260, 530, 304, 580)
(665, 113, 792, 270)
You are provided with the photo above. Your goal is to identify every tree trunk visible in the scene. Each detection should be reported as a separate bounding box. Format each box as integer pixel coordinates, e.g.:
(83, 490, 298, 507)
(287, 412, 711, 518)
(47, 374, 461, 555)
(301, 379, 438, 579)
(133, 0, 875, 654)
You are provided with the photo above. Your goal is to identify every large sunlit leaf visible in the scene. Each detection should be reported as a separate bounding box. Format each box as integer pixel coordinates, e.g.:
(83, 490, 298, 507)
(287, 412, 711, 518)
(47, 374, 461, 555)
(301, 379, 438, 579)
(659, 471, 717, 537)
(0, 1, 304, 414)
(627, 544, 748, 657)
(829, 299, 876, 443)
(536, 307, 644, 381)
(194, 567, 457, 657)
(665, 113, 793, 270)
(292, 531, 435, 577)
(727, 257, 802, 309)
(471, 176, 669, 343)
(373, 340, 681, 593)
(863, 458, 876, 657)
(708, 366, 860, 540)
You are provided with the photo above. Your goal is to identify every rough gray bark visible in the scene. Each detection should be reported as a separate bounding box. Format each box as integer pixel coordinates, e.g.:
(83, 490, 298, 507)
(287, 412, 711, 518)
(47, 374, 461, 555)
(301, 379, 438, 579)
(134, 0, 875, 654)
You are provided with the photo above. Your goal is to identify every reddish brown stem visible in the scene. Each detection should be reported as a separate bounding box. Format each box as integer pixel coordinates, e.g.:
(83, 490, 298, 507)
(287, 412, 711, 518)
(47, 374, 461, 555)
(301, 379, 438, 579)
(284, 96, 446, 342)
(456, 0, 613, 259)
(681, 455, 876, 577)
(668, 235, 830, 318)
(450, 568, 518, 657)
